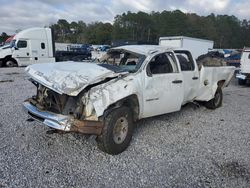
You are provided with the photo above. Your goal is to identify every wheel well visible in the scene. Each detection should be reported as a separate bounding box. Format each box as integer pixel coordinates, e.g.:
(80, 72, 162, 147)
(4, 56, 18, 66)
(104, 95, 140, 122)
(217, 80, 226, 88)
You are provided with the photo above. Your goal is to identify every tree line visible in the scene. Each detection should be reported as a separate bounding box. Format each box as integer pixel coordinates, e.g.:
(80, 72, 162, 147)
(2, 10, 250, 48)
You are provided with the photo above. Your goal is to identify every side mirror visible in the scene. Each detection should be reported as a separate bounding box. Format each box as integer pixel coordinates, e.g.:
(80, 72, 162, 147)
(14, 46, 19, 50)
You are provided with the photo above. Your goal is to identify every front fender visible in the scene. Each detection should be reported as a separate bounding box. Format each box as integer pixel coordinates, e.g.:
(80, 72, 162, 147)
(88, 77, 142, 117)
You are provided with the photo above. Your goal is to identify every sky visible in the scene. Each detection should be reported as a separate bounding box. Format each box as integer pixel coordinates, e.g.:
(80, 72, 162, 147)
(0, 0, 250, 34)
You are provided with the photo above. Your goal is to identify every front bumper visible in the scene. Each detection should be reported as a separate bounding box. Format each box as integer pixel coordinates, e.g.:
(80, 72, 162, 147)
(23, 101, 103, 135)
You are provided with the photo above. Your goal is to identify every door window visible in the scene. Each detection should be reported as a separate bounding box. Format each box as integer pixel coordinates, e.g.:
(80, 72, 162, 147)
(147, 53, 176, 75)
(17, 40, 27, 48)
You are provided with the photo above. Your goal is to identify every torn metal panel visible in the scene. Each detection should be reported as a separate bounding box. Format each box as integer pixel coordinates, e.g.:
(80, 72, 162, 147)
(89, 74, 143, 118)
(81, 92, 99, 121)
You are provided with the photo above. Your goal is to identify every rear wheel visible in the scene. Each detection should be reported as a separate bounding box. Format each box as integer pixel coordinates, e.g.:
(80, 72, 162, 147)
(205, 88, 223, 109)
(5, 60, 17, 67)
(238, 79, 246, 86)
(96, 107, 134, 155)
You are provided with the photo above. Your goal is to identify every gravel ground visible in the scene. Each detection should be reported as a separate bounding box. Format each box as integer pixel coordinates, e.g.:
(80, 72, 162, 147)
(0, 67, 249, 188)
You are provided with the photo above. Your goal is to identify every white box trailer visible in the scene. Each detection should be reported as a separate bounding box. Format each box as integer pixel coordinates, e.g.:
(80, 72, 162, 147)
(159, 36, 214, 59)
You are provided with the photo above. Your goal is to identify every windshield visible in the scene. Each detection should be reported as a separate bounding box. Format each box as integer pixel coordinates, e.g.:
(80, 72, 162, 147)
(97, 50, 146, 73)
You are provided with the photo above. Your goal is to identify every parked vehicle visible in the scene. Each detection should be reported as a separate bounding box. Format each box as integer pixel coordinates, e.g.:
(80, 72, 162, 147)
(0, 28, 55, 67)
(159, 36, 214, 59)
(23, 45, 235, 155)
(236, 47, 250, 85)
(97, 45, 111, 52)
(0, 27, 91, 67)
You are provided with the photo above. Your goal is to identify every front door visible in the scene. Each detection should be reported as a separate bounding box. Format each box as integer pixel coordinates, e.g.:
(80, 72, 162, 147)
(142, 52, 184, 118)
(12, 39, 31, 65)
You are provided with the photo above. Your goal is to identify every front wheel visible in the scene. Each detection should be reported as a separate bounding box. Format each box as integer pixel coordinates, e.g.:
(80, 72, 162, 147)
(96, 107, 134, 155)
(205, 88, 223, 109)
(5, 60, 17, 67)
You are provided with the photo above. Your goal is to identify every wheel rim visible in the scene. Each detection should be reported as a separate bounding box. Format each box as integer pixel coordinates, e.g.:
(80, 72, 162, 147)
(214, 91, 221, 106)
(6, 61, 15, 67)
(113, 117, 129, 144)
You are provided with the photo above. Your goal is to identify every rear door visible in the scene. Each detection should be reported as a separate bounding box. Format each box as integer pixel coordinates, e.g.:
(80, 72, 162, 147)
(174, 50, 199, 104)
(142, 52, 184, 118)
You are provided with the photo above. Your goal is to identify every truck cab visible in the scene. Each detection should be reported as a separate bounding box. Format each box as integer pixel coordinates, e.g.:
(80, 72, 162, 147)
(0, 28, 55, 67)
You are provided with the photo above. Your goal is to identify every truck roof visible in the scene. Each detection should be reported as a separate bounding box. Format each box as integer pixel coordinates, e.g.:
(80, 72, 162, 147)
(13, 27, 51, 40)
(159, 36, 214, 44)
(113, 45, 176, 55)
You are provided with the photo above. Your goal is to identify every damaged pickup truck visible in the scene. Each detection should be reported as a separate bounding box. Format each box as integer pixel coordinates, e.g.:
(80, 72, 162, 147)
(23, 45, 235, 155)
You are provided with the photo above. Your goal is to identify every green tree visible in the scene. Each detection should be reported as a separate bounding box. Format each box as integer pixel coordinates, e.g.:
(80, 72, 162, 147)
(47, 10, 250, 48)
(0, 32, 9, 44)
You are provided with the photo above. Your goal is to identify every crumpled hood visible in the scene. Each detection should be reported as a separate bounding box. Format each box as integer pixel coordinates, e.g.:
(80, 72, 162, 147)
(25, 62, 121, 96)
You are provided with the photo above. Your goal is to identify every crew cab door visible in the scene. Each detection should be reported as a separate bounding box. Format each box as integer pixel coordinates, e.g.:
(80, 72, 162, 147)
(142, 52, 184, 118)
(174, 50, 199, 104)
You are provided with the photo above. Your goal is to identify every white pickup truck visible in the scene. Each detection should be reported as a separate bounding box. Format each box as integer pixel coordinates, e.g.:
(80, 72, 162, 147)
(23, 45, 235, 155)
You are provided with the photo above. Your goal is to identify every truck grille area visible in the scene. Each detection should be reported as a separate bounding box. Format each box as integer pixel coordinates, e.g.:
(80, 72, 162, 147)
(35, 85, 66, 113)
(31, 84, 82, 117)
(28, 81, 84, 119)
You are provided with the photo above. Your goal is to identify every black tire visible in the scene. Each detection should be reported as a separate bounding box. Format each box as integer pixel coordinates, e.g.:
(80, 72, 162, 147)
(5, 60, 17, 67)
(96, 107, 134, 155)
(205, 88, 223, 109)
(238, 79, 246, 86)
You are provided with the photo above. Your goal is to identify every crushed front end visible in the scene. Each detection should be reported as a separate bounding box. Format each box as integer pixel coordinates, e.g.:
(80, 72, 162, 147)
(23, 80, 103, 135)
